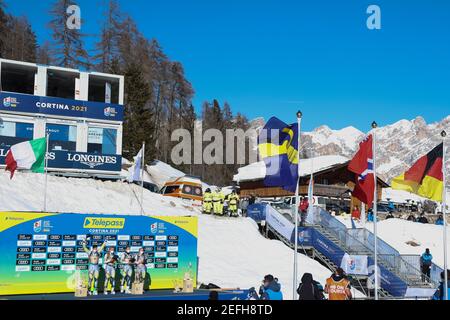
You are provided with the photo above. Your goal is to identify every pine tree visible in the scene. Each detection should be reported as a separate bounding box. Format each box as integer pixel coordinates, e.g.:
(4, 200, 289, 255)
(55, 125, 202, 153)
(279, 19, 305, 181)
(122, 62, 154, 160)
(94, 0, 122, 72)
(48, 0, 89, 68)
(37, 41, 53, 65)
(0, 0, 8, 57)
(3, 15, 37, 62)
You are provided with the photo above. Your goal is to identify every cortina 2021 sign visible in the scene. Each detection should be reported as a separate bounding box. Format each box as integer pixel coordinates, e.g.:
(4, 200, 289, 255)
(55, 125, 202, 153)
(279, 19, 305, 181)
(0, 92, 123, 122)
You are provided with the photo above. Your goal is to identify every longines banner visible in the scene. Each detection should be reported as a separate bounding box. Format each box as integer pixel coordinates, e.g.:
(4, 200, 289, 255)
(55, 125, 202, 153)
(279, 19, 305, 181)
(0, 92, 123, 122)
(0, 137, 121, 172)
(0, 212, 198, 295)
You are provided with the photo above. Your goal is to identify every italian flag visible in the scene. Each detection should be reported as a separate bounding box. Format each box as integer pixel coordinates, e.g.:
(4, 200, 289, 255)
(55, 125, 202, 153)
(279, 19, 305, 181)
(5, 137, 47, 179)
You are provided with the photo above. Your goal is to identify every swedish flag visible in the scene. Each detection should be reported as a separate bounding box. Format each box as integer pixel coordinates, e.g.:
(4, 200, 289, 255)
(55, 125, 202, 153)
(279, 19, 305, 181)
(258, 117, 299, 192)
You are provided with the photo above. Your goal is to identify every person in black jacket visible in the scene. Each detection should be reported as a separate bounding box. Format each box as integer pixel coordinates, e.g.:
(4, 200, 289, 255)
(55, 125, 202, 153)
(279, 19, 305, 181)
(297, 273, 323, 300)
(417, 214, 429, 224)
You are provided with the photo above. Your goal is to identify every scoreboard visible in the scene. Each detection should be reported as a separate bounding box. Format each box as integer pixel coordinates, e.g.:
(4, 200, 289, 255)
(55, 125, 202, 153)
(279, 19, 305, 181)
(15, 233, 181, 272)
(0, 212, 198, 295)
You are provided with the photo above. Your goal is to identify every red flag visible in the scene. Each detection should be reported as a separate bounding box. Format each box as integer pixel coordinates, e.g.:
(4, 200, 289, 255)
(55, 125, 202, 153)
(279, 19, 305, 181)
(348, 135, 375, 206)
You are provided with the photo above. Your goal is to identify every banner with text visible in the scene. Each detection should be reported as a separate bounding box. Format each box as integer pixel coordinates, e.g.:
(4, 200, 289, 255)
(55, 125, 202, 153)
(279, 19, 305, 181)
(0, 212, 198, 295)
(0, 137, 121, 172)
(0, 92, 123, 122)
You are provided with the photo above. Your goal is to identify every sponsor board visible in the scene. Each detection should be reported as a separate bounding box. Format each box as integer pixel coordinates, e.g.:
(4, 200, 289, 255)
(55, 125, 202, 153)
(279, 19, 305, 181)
(0, 137, 121, 172)
(0, 212, 197, 295)
(0, 92, 123, 122)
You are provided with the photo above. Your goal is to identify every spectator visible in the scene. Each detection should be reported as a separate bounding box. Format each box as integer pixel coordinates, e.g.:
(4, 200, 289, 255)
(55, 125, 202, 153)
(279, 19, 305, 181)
(351, 206, 361, 221)
(407, 214, 416, 222)
(417, 214, 429, 224)
(420, 248, 433, 281)
(367, 209, 374, 222)
(388, 201, 395, 212)
(297, 273, 323, 300)
(435, 215, 444, 226)
(299, 197, 309, 226)
(240, 197, 249, 217)
(433, 270, 450, 300)
(258, 275, 283, 300)
(386, 212, 394, 219)
(325, 268, 352, 300)
(208, 290, 219, 300)
(249, 194, 256, 205)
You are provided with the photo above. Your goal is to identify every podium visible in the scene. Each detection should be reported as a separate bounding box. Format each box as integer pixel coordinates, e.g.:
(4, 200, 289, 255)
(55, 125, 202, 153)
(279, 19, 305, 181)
(131, 282, 144, 295)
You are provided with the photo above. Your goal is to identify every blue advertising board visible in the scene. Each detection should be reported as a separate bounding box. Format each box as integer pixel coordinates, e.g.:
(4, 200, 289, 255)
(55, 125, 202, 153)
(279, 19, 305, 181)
(0, 92, 123, 122)
(290, 227, 314, 247)
(47, 150, 121, 172)
(0, 136, 121, 172)
(246, 203, 267, 222)
(367, 257, 408, 297)
(313, 229, 346, 266)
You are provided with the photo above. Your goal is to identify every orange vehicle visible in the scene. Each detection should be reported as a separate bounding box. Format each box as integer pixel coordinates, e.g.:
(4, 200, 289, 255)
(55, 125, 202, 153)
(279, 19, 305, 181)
(160, 176, 203, 202)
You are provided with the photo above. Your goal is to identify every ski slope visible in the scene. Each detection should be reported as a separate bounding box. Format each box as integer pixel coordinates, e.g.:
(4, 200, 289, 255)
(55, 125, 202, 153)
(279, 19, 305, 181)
(0, 171, 346, 299)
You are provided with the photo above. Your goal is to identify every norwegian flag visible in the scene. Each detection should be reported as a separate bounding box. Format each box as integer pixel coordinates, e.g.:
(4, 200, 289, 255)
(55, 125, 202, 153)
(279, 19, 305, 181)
(348, 135, 375, 206)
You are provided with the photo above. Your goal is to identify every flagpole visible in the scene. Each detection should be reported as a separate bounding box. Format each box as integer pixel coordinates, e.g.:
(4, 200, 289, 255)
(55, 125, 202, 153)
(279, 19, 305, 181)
(441, 130, 448, 301)
(293, 110, 302, 300)
(43, 133, 50, 212)
(140, 141, 146, 216)
(371, 121, 379, 300)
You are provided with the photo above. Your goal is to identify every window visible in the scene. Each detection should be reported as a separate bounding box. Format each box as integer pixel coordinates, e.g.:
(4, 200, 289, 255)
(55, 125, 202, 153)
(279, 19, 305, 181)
(182, 185, 202, 196)
(46, 69, 78, 100)
(87, 127, 117, 154)
(1, 63, 36, 94)
(46, 123, 77, 151)
(88, 75, 120, 104)
(162, 185, 180, 195)
(0, 120, 34, 139)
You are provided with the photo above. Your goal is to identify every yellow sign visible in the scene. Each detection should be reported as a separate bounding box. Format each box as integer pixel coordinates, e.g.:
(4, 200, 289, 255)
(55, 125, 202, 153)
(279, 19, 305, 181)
(0, 212, 56, 232)
(83, 217, 125, 229)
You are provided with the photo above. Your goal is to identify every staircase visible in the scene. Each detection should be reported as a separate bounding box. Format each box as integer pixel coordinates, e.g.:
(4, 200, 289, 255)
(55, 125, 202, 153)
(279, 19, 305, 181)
(261, 205, 438, 299)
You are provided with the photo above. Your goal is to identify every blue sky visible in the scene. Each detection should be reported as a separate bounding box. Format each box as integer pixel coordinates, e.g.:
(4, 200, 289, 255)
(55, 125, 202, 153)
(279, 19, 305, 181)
(5, 0, 450, 131)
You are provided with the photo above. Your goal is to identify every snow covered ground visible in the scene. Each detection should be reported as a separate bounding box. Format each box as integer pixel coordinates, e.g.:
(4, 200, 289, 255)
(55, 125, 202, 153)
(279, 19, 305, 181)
(337, 216, 450, 269)
(233, 155, 349, 182)
(0, 171, 350, 299)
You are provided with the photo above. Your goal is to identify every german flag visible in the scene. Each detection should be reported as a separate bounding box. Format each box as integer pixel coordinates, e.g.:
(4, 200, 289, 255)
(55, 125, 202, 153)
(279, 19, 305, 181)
(391, 143, 444, 202)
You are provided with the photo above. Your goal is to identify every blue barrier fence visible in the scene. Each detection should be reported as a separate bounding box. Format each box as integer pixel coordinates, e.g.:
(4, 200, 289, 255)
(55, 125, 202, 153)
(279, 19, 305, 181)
(248, 204, 437, 297)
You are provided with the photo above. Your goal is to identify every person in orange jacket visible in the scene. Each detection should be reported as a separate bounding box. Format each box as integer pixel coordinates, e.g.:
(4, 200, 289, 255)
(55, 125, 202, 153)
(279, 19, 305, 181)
(325, 268, 352, 300)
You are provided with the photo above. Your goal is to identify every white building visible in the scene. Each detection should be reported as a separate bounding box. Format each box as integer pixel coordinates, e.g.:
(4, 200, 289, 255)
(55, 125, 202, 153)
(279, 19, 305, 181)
(0, 58, 124, 177)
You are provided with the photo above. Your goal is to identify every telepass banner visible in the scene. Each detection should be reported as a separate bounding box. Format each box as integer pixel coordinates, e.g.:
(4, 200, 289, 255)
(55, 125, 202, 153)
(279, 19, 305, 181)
(0, 212, 198, 295)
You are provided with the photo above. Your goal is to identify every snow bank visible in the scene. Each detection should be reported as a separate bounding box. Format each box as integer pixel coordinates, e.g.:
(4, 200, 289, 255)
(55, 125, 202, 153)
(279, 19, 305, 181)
(337, 216, 449, 269)
(145, 160, 185, 188)
(233, 155, 349, 182)
(0, 171, 346, 299)
(382, 188, 428, 203)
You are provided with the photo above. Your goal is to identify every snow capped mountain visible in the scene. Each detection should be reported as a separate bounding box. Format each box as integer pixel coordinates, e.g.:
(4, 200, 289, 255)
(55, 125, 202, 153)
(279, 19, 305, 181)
(369, 116, 449, 182)
(302, 125, 364, 158)
(252, 115, 449, 182)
